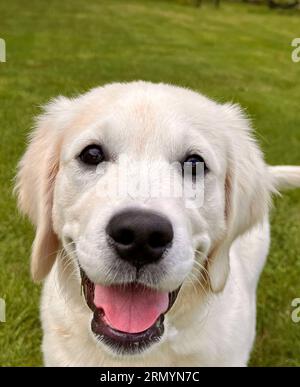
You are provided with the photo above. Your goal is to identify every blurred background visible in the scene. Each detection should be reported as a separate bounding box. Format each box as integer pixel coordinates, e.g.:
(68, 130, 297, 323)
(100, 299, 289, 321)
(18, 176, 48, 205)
(0, 0, 299, 366)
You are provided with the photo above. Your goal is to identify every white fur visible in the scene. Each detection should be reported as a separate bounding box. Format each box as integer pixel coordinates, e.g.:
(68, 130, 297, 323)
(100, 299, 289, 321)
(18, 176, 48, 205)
(15, 82, 300, 366)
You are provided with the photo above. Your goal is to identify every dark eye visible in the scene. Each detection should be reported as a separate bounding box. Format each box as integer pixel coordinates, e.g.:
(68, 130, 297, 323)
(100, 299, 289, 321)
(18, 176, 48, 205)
(79, 145, 105, 165)
(182, 154, 208, 177)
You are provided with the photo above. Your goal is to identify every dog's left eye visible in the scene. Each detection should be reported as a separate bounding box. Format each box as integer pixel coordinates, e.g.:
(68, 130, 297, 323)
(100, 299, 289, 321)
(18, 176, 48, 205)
(182, 154, 208, 176)
(79, 145, 105, 165)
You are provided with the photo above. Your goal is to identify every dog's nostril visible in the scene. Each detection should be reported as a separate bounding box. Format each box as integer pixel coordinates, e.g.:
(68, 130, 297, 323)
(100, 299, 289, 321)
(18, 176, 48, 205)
(115, 229, 135, 246)
(148, 231, 171, 249)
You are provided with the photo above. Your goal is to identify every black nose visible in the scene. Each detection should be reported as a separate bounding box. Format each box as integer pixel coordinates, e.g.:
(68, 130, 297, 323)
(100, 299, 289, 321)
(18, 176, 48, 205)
(106, 209, 174, 268)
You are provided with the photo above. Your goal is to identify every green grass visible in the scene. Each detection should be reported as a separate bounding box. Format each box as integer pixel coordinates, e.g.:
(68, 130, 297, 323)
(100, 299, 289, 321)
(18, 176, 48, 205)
(0, 0, 299, 366)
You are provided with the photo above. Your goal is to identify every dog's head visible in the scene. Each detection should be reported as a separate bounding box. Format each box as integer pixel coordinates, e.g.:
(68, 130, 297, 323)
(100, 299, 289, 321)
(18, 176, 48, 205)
(15, 82, 273, 355)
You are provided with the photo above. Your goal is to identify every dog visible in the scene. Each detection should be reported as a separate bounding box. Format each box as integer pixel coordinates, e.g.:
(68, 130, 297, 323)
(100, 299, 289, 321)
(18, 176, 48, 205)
(15, 81, 300, 366)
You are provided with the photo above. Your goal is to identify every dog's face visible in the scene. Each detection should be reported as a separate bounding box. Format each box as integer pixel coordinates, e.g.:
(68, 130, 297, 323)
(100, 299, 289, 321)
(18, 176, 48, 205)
(16, 82, 272, 356)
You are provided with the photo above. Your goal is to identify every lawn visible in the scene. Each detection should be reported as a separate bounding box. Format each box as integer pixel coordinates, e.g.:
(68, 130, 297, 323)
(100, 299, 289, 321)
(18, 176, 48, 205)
(0, 0, 299, 366)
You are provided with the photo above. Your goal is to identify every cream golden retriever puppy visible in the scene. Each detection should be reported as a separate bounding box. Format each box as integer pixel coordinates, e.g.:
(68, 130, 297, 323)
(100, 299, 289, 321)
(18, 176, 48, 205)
(15, 82, 300, 366)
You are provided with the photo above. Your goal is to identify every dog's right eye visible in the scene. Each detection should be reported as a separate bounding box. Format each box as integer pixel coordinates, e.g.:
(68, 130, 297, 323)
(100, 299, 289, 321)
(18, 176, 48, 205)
(79, 145, 105, 165)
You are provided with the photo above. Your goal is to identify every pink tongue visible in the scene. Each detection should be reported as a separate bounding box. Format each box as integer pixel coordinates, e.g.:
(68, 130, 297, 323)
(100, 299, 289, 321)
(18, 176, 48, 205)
(94, 284, 169, 334)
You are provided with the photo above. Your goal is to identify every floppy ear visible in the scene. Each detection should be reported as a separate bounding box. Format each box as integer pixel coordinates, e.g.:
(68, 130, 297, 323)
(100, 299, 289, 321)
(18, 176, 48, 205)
(15, 97, 72, 281)
(208, 104, 274, 292)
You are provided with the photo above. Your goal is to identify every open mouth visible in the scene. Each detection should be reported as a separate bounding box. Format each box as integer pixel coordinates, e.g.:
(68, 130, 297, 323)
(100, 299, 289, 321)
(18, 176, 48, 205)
(81, 270, 180, 354)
